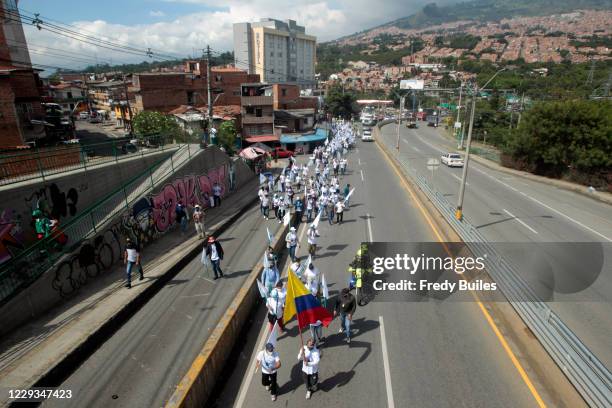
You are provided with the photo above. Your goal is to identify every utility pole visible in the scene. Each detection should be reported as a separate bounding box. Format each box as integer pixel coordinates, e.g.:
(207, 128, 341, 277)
(455, 83, 463, 148)
(206, 45, 214, 145)
(396, 94, 404, 151)
(123, 74, 133, 136)
(456, 68, 505, 221)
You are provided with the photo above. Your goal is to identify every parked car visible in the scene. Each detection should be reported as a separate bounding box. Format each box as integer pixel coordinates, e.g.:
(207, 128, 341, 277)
(79, 111, 89, 120)
(272, 147, 293, 159)
(89, 116, 102, 124)
(441, 152, 464, 167)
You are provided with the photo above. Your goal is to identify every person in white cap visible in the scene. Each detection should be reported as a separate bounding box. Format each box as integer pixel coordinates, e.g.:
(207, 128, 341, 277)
(256, 342, 281, 401)
(285, 226, 299, 262)
(192, 204, 205, 239)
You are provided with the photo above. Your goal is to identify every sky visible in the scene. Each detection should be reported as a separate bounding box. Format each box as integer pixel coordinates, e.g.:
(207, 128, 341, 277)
(17, 0, 443, 71)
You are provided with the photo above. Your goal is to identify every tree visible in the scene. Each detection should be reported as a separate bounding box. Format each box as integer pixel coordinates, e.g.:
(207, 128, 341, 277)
(217, 120, 237, 154)
(504, 100, 612, 185)
(325, 84, 357, 119)
(132, 111, 181, 141)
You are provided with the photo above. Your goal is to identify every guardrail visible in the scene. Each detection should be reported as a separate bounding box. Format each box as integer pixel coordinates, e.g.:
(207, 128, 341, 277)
(0, 142, 200, 306)
(375, 123, 611, 408)
(0, 134, 174, 187)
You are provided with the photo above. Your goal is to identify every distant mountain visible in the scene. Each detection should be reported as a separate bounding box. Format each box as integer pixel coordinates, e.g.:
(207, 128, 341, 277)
(335, 0, 611, 41)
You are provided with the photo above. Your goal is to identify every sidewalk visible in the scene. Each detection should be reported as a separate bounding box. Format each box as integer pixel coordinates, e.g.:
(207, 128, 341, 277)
(433, 127, 612, 205)
(0, 180, 259, 403)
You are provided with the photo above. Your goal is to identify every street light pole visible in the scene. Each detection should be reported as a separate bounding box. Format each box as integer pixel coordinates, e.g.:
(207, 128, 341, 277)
(396, 95, 405, 150)
(455, 83, 462, 148)
(455, 68, 505, 221)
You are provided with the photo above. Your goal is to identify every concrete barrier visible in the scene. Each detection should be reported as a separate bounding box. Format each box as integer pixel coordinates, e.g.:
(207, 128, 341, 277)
(165, 217, 291, 408)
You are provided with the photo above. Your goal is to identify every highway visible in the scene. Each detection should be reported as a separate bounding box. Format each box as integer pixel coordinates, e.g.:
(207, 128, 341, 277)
(43, 204, 282, 408)
(377, 123, 612, 369)
(213, 136, 581, 407)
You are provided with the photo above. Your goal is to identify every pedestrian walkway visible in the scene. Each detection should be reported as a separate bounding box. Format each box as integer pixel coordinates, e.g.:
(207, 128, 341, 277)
(0, 181, 258, 404)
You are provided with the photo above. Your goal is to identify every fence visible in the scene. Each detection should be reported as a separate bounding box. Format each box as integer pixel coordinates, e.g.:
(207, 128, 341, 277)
(375, 123, 611, 408)
(0, 141, 200, 306)
(0, 134, 174, 186)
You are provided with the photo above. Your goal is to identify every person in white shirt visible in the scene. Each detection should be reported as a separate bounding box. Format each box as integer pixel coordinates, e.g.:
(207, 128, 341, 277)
(203, 235, 224, 279)
(192, 204, 206, 239)
(285, 227, 299, 262)
(123, 238, 143, 289)
(335, 200, 345, 224)
(298, 339, 320, 399)
(307, 225, 319, 256)
(256, 343, 281, 401)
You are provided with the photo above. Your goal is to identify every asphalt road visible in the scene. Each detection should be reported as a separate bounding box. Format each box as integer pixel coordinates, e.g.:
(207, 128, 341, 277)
(378, 122, 612, 368)
(213, 137, 573, 408)
(43, 203, 282, 408)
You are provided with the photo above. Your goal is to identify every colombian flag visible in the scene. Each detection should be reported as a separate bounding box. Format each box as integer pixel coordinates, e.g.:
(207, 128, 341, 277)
(283, 269, 333, 329)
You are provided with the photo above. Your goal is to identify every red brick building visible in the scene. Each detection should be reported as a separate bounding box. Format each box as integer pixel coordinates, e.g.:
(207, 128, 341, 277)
(0, 0, 45, 149)
(132, 60, 259, 113)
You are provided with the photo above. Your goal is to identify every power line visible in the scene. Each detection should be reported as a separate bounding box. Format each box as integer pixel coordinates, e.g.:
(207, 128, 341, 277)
(17, 6, 185, 60)
(0, 56, 80, 72)
(4, 9, 179, 61)
(4, 37, 129, 64)
(5, 40, 114, 66)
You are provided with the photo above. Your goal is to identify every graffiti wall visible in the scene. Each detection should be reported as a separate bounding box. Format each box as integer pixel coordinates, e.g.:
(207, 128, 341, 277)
(0, 150, 174, 267)
(50, 164, 229, 298)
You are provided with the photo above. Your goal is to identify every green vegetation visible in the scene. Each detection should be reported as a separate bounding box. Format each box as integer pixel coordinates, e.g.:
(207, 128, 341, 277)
(132, 111, 181, 139)
(448, 34, 481, 50)
(217, 121, 237, 154)
(324, 84, 358, 119)
(569, 35, 612, 49)
(503, 100, 611, 187)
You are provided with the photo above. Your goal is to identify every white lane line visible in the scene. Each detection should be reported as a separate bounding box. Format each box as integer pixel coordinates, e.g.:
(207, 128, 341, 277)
(412, 145, 421, 153)
(473, 167, 612, 241)
(526, 195, 612, 242)
(358, 157, 362, 166)
(450, 173, 469, 186)
(503, 209, 538, 234)
(366, 213, 374, 242)
(179, 293, 210, 298)
(360, 169, 365, 182)
(379, 316, 395, 408)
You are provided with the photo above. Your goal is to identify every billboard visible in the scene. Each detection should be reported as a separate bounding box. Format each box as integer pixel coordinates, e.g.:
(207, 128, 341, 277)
(400, 79, 424, 90)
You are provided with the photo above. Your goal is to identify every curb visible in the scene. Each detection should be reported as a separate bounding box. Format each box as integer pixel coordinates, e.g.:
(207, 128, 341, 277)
(22, 192, 260, 400)
(430, 127, 612, 206)
(165, 217, 292, 408)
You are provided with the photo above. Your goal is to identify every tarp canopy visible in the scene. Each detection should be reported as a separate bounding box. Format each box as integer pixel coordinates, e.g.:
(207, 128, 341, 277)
(280, 127, 328, 144)
(244, 135, 279, 143)
(239, 146, 267, 160)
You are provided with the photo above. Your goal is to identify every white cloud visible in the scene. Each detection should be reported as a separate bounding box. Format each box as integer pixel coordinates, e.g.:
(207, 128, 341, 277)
(149, 10, 166, 17)
(22, 0, 434, 70)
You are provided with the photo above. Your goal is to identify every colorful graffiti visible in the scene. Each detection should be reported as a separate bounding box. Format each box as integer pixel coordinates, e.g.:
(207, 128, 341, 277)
(50, 164, 228, 297)
(0, 209, 24, 264)
(25, 183, 82, 220)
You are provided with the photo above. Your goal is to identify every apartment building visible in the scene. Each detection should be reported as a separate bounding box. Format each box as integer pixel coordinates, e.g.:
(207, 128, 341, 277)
(240, 83, 275, 142)
(233, 19, 316, 87)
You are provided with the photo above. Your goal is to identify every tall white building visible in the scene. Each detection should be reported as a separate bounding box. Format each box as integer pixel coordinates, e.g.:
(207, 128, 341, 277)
(233, 19, 316, 87)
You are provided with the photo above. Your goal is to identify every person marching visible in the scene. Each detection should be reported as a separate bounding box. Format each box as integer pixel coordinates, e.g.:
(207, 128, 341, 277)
(334, 288, 356, 344)
(256, 343, 281, 401)
(123, 237, 144, 289)
(307, 224, 319, 257)
(192, 204, 206, 239)
(298, 338, 321, 400)
(285, 227, 299, 262)
(203, 235, 224, 279)
(335, 199, 345, 224)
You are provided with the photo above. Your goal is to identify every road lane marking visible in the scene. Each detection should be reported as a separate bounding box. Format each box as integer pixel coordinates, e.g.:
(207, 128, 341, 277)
(503, 209, 538, 234)
(366, 213, 374, 242)
(450, 173, 469, 186)
(379, 316, 395, 408)
(472, 167, 611, 242)
(179, 293, 211, 298)
(358, 157, 361, 166)
(360, 169, 365, 182)
(412, 144, 421, 153)
(377, 140, 548, 408)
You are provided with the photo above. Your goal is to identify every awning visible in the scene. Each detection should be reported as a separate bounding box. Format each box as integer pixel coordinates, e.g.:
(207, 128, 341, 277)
(280, 127, 328, 144)
(245, 135, 279, 143)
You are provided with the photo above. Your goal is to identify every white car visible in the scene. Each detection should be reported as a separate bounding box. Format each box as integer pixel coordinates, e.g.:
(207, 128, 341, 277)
(441, 153, 464, 167)
(361, 127, 373, 142)
(79, 111, 89, 119)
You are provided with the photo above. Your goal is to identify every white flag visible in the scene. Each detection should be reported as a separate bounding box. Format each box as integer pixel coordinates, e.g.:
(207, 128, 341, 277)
(311, 211, 321, 229)
(257, 279, 268, 299)
(263, 251, 271, 269)
(344, 187, 355, 203)
(324, 138, 329, 146)
(283, 210, 291, 226)
(267, 320, 279, 348)
(266, 227, 274, 245)
(259, 173, 266, 185)
(321, 273, 329, 300)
